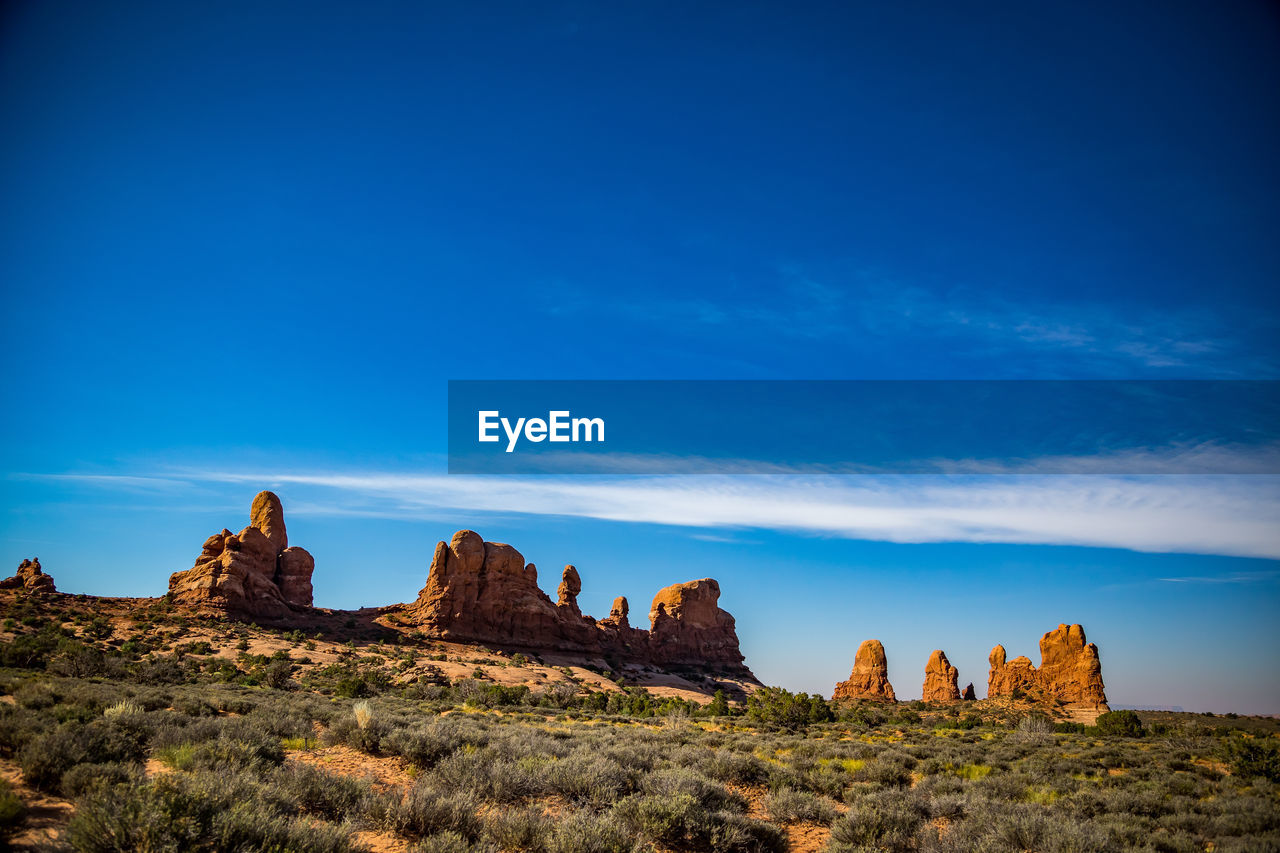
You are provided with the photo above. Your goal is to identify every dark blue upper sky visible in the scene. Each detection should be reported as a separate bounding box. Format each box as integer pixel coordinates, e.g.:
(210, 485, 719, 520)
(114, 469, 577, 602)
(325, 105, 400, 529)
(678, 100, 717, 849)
(2, 1, 1278, 711)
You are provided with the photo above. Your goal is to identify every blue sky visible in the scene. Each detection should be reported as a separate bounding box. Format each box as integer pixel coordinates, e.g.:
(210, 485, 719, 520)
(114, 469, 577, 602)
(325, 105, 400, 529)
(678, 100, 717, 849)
(2, 1, 1278, 712)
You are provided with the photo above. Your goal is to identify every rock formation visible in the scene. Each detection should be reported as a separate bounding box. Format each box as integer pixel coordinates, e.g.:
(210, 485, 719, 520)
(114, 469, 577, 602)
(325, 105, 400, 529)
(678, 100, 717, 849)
(557, 565, 583, 617)
(987, 624, 1108, 711)
(987, 645, 1038, 698)
(961, 682, 976, 701)
(168, 491, 315, 619)
(0, 558, 56, 593)
(403, 530, 754, 677)
(648, 579, 746, 669)
(922, 649, 960, 702)
(1036, 623, 1108, 710)
(832, 639, 896, 702)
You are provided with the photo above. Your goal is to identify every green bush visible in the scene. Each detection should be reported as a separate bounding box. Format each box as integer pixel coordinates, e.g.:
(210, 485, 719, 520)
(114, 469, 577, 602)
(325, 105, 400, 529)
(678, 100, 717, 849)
(1222, 736, 1280, 782)
(746, 687, 832, 730)
(1093, 710, 1145, 738)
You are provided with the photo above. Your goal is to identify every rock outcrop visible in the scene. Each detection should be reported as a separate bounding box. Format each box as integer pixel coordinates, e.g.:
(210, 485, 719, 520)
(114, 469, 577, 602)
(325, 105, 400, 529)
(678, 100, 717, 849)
(557, 565, 582, 617)
(988, 645, 1038, 698)
(1036, 623, 1108, 710)
(648, 579, 746, 669)
(832, 639, 896, 702)
(403, 530, 754, 677)
(961, 682, 976, 701)
(168, 491, 315, 619)
(0, 558, 56, 593)
(987, 624, 1108, 712)
(922, 649, 960, 702)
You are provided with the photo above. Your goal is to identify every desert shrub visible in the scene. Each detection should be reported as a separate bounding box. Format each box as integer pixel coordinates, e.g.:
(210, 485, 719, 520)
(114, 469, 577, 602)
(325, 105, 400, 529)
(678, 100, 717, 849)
(159, 729, 285, 773)
(763, 787, 838, 824)
(851, 758, 912, 789)
(375, 779, 482, 841)
(829, 789, 928, 851)
(14, 681, 60, 709)
(546, 810, 638, 853)
(61, 761, 136, 797)
(1006, 714, 1056, 745)
(275, 763, 371, 822)
(66, 772, 359, 853)
(416, 831, 498, 853)
(325, 708, 394, 754)
(545, 753, 636, 808)
(19, 719, 146, 794)
(133, 656, 188, 685)
(701, 748, 770, 785)
(264, 658, 294, 689)
(642, 766, 746, 813)
(1093, 710, 1145, 738)
(612, 791, 784, 852)
(484, 805, 553, 850)
(0, 705, 51, 758)
(0, 779, 25, 843)
(1222, 736, 1280, 782)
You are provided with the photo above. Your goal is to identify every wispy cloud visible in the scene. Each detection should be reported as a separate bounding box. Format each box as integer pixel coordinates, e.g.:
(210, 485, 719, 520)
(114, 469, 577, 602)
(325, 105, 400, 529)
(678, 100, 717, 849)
(544, 267, 1276, 377)
(1158, 571, 1279, 584)
(25, 468, 1280, 560)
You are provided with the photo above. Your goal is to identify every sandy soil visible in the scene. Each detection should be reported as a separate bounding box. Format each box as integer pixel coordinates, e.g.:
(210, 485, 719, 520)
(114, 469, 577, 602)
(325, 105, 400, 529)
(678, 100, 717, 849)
(287, 742, 415, 791)
(0, 758, 74, 852)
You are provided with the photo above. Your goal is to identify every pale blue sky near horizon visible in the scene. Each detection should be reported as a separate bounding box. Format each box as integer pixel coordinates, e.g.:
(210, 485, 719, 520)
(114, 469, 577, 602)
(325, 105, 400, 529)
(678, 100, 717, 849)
(2, 1, 1279, 712)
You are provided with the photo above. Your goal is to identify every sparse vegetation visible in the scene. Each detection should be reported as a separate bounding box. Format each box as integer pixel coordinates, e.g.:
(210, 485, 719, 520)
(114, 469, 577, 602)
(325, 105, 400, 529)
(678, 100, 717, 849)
(0, 599, 1276, 851)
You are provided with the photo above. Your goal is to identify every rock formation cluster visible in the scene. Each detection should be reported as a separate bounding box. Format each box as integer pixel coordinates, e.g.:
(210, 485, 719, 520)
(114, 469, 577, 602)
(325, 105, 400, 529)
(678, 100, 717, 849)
(0, 558, 56, 593)
(989, 623, 1109, 711)
(832, 639, 896, 701)
(922, 649, 960, 702)
(404, 530, 754, 676)
(168, 491, 315, 619)
(832, 624, 1108, 712)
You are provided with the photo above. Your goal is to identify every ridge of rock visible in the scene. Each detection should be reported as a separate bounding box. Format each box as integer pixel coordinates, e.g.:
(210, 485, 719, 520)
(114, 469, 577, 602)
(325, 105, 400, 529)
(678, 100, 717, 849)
(403, 531, 754, 678)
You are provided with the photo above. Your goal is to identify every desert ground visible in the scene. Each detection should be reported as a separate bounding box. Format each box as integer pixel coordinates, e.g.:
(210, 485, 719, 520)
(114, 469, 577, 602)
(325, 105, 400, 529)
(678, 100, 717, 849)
(1, 590, 1277, 852)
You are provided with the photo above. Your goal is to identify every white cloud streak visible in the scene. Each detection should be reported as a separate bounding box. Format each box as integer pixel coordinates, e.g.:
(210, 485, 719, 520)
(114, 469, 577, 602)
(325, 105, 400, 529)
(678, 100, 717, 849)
(28, 469, 1280, 560)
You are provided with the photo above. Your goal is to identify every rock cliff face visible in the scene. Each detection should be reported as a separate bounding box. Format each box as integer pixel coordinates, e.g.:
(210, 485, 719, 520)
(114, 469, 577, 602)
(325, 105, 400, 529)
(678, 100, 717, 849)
(168, 491, 314, 619)
(0, 558, 56, 593)
(922, 649, 961, 702)
(832, 639, 896, 702)
(961, 683, 976, 701)
(404, 530, 754, 677)
(987, 624, 1108, 711)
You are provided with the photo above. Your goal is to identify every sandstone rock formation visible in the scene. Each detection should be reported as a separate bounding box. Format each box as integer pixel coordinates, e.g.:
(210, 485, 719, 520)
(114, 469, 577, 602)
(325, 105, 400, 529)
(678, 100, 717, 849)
(403, 530, 754, 677)
(168, 491, 314, 619)
(1037, 623, 1108, 710)
(961, 682, 976, 701)
(648, 578, 746, 669)
(987, 624, 1108, 711)
(988, 645, 1038, 698)
(922, 649, 960, 702)
(0, 558, 56, 593)
(557, 565, 582, 617)
(832, 639, 896, 702)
